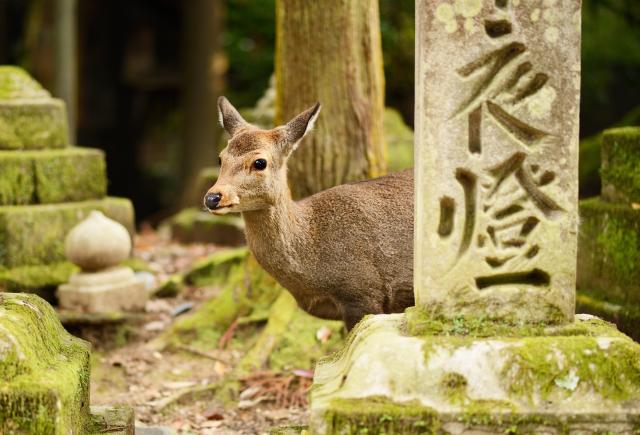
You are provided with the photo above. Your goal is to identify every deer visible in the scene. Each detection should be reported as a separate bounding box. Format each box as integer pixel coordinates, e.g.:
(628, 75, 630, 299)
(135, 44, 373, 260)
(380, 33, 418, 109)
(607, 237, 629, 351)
(204, 97, 414, 330)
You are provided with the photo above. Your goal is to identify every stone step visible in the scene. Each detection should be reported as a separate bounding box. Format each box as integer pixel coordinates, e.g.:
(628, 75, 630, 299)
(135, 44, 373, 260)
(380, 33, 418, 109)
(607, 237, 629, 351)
(0, 293, 91, 433)
(577, 197, 640, 306)
(0, 66, 69, 150)
(601, 127, 640, 205)
(0, 197, 135, 268)
(0, 147, 107, 205)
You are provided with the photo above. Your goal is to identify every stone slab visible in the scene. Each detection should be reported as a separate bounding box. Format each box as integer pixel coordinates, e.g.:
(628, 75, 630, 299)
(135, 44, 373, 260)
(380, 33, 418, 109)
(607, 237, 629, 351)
(0, 262, 78, 298)
(577, 198, 640, 306)
(601, 127, 640, 205)
(89, 405, 135, 435)
(414, 0, 581, 324)
(310, 313, 640, 434)
(167, 207, 245, 246)
(0, 147, 107, 205)
(0, 293, 91, 434)
(58, 266, 148, 313)
(577, 293, 640, 343)
(0, 197, 135, 268)
(0, 99, 69, 150)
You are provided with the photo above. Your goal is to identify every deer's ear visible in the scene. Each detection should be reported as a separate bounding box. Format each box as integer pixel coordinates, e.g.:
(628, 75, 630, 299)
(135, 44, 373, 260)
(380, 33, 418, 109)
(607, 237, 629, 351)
(218, 96, 249, 137)
(282, 102, 321, 154)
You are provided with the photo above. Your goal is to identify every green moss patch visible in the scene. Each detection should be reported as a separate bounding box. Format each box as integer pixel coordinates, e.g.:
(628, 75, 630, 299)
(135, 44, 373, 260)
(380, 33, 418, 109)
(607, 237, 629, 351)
(577, 198, 640, 305)
(384, 108, 414, 172)
(0, 197, 134, 267)
(0, 293, 91, 434)
(0, 100, 69, 150)
(0, 66, 49, 100)
(577, 293, 640, 342)
(0, 262, 78, 295)
(601, 127, 640, 204)
(0, 148, 107, 205)
(167, 207, 245, 246)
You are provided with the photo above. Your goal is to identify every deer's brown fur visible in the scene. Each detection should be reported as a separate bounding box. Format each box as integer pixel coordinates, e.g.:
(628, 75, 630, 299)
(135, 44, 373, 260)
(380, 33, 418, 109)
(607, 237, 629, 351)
(207, 97, 414, 329)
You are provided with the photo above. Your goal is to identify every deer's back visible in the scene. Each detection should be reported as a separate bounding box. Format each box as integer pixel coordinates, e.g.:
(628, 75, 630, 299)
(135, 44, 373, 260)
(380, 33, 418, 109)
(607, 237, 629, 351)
(297, 168, 414, 313)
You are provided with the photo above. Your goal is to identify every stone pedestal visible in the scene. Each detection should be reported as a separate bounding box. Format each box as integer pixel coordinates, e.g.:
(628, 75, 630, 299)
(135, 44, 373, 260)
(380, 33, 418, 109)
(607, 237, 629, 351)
(0, 66, 135, 295)
(58, 266, 147, 313)
(311, 313, 640, 433)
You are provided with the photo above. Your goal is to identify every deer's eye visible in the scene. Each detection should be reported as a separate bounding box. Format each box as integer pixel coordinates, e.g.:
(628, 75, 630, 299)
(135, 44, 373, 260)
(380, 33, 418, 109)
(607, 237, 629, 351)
(218, 157, 222, 166)
(253, 158, 267, 170)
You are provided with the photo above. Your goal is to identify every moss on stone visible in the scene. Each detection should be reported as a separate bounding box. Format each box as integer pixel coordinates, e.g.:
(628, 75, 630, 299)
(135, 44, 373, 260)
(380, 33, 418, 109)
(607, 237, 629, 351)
(0, 66, 49, 100)
(153, 274, 184, 298)
(576, 293, 640, 342)
(0, 148, 107, 205)
(33, 148, 107, 203)
(0, 197, 134, 267)
(577, 197, 640, 305)
(601, 127, 640, 204)
(0, 262, 78, 293)
(0, 100, 69, 150)
(0, 293, 91, 434)
(168, 207, 245, 246)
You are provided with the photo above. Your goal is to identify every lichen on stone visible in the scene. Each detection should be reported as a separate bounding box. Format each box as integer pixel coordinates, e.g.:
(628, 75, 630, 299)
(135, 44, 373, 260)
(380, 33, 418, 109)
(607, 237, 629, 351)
(0, 66, 50, 100)
(600, 126, 640, 204)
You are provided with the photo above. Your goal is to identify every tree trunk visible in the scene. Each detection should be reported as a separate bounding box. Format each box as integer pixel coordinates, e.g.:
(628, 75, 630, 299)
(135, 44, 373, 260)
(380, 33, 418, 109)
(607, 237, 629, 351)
(180, 0, 224, 208)
(275, 0, 386, 198)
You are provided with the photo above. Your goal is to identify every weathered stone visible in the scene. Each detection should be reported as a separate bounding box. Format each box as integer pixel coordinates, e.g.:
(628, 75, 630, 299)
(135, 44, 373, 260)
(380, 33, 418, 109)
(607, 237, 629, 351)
(65, 211, 132, 271)
(577, 293, 640, 343)
(0, 293, 91, 434)
(0, 66, 69, 150)
(0, 197, 134, 268)
(601, 127, 640, 205)
(310, 314, 640, 434)
(167, 207, 245, 246)
(577, 197, 640, 305)
(414, 0, 581, 324)
(0, 148, 107, 205)
(89, 405, 135, 435)
(57, 266, 147, 313)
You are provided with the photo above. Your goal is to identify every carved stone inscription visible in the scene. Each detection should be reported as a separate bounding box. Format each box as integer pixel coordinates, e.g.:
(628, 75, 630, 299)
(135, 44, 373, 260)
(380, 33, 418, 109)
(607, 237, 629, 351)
(414, 0, 581, 323)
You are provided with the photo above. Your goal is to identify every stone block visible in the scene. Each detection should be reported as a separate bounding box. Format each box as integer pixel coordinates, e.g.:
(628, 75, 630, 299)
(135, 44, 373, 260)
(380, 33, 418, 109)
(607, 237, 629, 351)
(413, 0, 582, 324)
(601, 127, 640, 204)
(57, 266, 147, 313)
(89, 405, 135, 435)
(0, 262, 78, 296)
(577, 293, 640, 343)
(167, 207, 245, 246)
(0, 197, 135, 267)
(0, 148, 107, 205)
(0, 293, 91, 434)
(577, 198, 640, 305)
(310, 313, 640, 434)
(0, 66, 69, 150)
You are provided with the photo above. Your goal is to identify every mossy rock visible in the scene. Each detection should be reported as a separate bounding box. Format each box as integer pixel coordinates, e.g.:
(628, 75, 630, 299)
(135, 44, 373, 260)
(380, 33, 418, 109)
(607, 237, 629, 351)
(167, 207, 245, 246)
(311, 313, 640, 434)
(577, 198, 640, 306)
(0, 66, 50, 100)
(0, 262, 79, 300)
(0, 197, 135, 268)
(89, 405, 135, 434)
(601, 127, 640, 204)
(0, 293, 91, 434)
(0, 148, 107, 205)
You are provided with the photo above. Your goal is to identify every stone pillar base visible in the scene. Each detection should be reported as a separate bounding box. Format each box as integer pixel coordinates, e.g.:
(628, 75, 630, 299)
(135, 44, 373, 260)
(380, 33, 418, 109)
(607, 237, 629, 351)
(310, 312, 640, 434)
(58, 266, 147, 313)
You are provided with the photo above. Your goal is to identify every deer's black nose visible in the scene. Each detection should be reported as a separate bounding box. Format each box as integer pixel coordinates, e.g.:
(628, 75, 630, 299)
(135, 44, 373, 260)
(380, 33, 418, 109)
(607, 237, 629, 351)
(204, 193, 222, 210)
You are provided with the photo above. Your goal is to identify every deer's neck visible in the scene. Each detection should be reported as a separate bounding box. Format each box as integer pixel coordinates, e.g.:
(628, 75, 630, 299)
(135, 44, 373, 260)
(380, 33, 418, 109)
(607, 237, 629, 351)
(241, 189, 307, 267)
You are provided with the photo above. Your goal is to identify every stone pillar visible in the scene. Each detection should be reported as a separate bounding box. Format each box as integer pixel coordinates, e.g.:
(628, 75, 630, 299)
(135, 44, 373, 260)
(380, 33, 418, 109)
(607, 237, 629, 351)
(414, 0, 580, 324)
(309, 1, 640, 433)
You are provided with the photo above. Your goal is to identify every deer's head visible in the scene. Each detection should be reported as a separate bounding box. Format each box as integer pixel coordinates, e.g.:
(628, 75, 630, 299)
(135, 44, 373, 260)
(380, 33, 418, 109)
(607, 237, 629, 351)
(204, 97, 321, 214)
